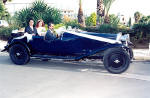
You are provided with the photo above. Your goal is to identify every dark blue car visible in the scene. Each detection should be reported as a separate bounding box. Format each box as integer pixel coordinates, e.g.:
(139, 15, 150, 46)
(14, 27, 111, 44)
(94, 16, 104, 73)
(2, 30, 133, 74)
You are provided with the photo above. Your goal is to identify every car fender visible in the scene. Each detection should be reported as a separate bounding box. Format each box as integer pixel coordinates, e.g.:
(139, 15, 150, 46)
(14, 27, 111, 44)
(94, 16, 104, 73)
(103, 44, 132, 58)
(7, 38, 31, 55)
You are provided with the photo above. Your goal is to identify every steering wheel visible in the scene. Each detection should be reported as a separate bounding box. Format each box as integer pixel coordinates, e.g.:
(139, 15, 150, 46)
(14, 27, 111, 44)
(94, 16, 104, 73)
(58, 32, 64, 40)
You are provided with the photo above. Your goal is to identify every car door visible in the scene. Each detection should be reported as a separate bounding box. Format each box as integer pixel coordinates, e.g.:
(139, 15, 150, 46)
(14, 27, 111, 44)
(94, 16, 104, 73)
(28, 36, 83, 56)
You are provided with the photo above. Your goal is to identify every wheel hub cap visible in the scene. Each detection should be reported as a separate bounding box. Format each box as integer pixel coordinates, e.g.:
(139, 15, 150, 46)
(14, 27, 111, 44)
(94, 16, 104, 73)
(16, 53, 21, 56)
(114, 59, 120, 64)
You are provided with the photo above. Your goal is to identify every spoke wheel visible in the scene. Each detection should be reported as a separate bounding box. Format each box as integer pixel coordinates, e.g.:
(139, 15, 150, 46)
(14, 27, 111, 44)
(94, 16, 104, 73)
(103, 48, 130, 74)
(9, 44, 30, 65)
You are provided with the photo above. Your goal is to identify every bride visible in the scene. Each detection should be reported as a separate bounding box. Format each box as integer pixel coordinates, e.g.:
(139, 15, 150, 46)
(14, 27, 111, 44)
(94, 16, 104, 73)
(36, 19, 46, 36)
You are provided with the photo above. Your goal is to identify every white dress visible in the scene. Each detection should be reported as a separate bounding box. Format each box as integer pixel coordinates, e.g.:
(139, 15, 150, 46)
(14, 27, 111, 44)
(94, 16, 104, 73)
(37, 27, 46, 36)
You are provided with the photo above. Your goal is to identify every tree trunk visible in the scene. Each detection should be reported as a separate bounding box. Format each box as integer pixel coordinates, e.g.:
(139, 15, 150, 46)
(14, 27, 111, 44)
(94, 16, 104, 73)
(96, 0, 103, 27)
(104, 14, 110, 24)
(78, 0, 85, 27)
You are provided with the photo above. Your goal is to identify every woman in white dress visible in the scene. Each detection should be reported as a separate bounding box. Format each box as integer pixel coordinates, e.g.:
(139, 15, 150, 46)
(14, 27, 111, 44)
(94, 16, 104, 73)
(36, 19, 46, 36)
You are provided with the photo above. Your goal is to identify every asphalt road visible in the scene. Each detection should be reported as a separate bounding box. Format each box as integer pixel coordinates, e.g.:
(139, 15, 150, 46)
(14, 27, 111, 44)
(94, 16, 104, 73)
(0, 52, 150, 98)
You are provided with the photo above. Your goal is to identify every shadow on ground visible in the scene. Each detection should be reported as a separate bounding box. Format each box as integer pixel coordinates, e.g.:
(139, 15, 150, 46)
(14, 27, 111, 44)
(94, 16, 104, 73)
(0, 55, 107, 73)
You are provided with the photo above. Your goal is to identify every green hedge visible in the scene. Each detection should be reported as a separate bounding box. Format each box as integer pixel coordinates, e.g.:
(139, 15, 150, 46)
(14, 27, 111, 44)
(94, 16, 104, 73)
(85, 24, 118, 33)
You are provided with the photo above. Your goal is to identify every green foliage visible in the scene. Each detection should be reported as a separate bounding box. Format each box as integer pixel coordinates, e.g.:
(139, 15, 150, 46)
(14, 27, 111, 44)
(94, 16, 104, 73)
(139, 16, 150, 24)
(109, 14, 120, 27)
(85, 24, 118, 33)
(64, 20, 80, 29)
(0, 2, 4, 13)
(118, 25, 131, 34)
(0, 2, 10, 20)
(85, 26, 99, 32)
(134, 11, 142, 23)
(14, 0, 62, 27)
(101, 0, 116, 24)
(0, 25, 19, 40)
(86, 13, 119, 27)
(132, 15, 150, 40)
(14, 8, 31, 27)
(86, 12, 96, 26)
(85, 14, 120, 33)
(103, 0, 115, 16)
(54, 23, 65, 29)
(98, 24, 118, 33)
(132, 23, 150, 39)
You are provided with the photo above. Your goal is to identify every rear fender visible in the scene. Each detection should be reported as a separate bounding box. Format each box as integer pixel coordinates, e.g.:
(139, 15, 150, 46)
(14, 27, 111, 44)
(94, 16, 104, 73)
(6, 38, 31, 55)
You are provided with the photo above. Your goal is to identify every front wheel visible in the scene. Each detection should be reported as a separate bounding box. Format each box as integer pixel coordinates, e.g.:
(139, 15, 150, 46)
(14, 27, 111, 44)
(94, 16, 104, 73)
(103, 48, 130, 74)
(9, 44, 30, 65)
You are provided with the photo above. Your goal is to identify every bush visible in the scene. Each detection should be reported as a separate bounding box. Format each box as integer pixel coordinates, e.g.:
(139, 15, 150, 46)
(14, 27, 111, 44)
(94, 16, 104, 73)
(85, 12, 96, 26)
(0, 2, 10, 20)
(109, 14, 120, 27)
(64, 20, 80, 29)
(85, 24, 118, 33)
(117, 24, 132, 34)
(132, 23, 150, 39)
(98, 24, 118, 33)
(84, 26, 98, 32)
(131, 15, 150, 43)
(0, 25, 19, 40)
(54, 23, 65, 29)
(85, 14, 120, 33)
(14, 0, 62, 27)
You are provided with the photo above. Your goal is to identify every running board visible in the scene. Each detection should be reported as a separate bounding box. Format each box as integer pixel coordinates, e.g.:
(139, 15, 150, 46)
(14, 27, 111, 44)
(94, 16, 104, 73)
(31, 54, 77, 60)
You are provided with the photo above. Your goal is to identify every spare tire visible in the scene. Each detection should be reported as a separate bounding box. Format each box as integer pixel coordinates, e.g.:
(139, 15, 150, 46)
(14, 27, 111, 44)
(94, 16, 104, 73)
(103, 48, 130, 74)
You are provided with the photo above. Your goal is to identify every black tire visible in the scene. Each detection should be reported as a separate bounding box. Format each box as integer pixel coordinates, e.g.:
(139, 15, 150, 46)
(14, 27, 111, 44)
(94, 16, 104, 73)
(128, 47, 134, 60)
(9, 44, 30, 65)
(103, 48, 130, 74)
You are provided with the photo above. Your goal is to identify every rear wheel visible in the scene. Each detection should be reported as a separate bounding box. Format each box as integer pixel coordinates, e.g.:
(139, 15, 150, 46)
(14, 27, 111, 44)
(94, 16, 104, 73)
(9, 44, 30, 65)
(103, 48, 130, 74)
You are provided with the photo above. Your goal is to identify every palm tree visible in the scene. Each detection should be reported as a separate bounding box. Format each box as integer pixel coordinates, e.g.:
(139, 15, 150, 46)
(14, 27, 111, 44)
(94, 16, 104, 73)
(78, 0, 85, 27)
(134, 11, 142, 23)
(103, 0, 115, 23)
(96, 0, 104, 26)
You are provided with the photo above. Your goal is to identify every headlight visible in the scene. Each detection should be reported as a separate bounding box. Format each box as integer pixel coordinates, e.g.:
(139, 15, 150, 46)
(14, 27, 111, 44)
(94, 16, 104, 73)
(116, 33, 131, 46)
(120, 34, 130, 42)
(116, 32, 122, 41)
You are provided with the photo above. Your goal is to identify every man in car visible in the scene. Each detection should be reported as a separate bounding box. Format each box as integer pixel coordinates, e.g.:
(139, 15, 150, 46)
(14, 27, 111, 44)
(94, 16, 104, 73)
(45, 23, 57, 41)
(25, 19, 38, 36)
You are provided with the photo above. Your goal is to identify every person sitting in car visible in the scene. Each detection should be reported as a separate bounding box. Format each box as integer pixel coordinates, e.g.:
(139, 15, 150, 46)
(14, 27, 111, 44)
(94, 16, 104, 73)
(25, 18, 38, 36)
(36, 19, 46, 36)
(45, 23, 57, 41)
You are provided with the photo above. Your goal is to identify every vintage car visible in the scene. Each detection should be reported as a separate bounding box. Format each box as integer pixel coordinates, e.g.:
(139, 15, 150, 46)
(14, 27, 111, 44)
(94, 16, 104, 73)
(1, 30, 133, 74)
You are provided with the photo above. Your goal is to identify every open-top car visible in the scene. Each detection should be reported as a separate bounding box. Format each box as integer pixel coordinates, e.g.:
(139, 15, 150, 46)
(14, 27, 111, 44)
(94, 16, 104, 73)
(2, 30, 133, 74)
